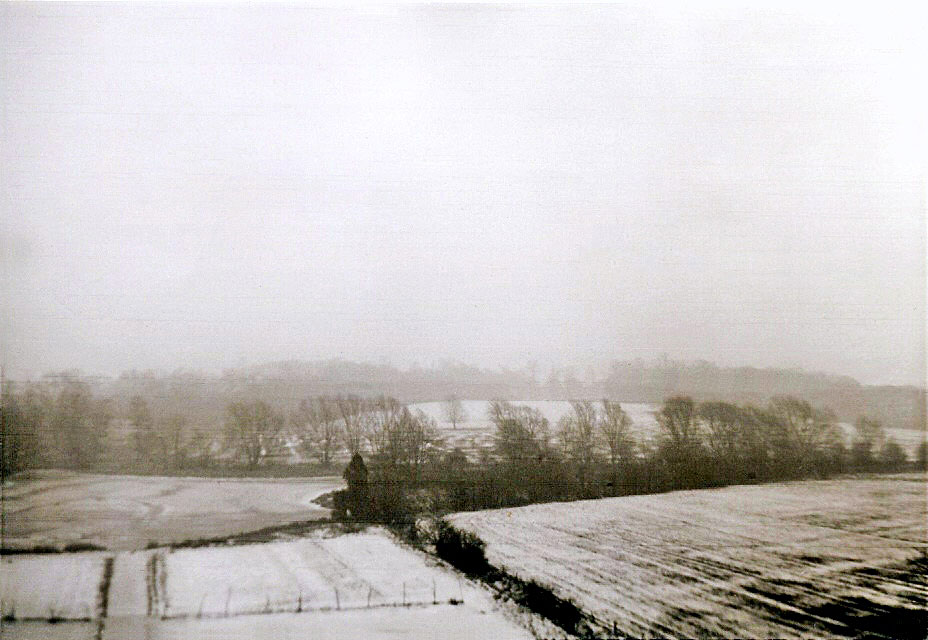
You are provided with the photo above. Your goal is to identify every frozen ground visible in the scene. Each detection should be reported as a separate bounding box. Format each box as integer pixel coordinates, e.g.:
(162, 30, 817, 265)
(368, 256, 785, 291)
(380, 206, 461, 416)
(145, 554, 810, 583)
(449, 473, 928, 638)
(1, 471, 343, 551)
(0, 552, 107, 620)
(3, 604, 543, 640)
(163, 529, 467, 616)
(0, 527, 549, 640)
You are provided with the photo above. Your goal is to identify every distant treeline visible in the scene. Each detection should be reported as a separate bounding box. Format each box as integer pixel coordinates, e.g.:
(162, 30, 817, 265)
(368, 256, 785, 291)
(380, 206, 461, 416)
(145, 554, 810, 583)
(3, 367, 923, 517)
(4, 358, 924, 432)
(0, 375, 450, 478)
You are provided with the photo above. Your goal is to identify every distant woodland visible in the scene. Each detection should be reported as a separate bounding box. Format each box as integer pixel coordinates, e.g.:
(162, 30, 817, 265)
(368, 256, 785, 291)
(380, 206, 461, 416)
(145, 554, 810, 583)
(68, 358, 928, 430)
(3, 358, 925, 524)
(1, 358, 924, 480)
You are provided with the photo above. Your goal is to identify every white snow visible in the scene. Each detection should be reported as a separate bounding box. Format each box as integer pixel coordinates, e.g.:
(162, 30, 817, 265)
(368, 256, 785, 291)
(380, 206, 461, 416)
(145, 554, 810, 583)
(100, 603, 539, 640)
(2, 472, 344, 551)
(163, 528, 466, 617)
(1, 527, 550, 639)
(449, 473, 928, 638)
(0, 553, 107, 620)
(106, 551, 154, 617)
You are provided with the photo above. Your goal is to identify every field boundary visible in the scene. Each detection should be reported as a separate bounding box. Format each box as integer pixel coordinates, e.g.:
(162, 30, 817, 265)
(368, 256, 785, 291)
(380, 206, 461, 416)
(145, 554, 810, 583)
(427, 519, 596, 637)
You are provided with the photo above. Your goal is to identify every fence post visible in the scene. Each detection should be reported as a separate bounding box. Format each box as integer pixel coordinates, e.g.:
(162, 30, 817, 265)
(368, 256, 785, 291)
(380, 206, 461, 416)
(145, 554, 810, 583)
(335, 587, 340, 611)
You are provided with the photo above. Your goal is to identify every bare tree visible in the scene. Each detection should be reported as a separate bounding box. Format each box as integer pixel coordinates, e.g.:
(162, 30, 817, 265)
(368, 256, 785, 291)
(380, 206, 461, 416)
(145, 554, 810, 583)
(225, 399, 284, 468)
(129, 395, 158, 465)
(851, 416, 885, 467)
(600, 400, 635, 480)
(767, 395, 837, 472)
(402, 409, 442, 481)
(162, 413, 189, 469)
(558, 400, 599, 493)
(443, 395, 467, 429)
(53, 380, 110, 469)
(518, 405, 551, 451)
(364, 395, 403, 463)
(490, 401, 550, 465)
(295, 396, 342, 465)
(335, 394, 365, 456)
(698, 401, 742, 461)
(656, 395, 704, 487)
(657, 395, 702, 454)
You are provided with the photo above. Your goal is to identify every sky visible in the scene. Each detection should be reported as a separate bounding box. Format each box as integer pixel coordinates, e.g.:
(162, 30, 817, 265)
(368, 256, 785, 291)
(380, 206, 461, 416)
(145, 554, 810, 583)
(1, 3, 925, 386)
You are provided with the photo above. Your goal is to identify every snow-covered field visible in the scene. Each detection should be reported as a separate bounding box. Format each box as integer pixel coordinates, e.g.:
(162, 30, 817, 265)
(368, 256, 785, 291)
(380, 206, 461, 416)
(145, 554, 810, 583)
(132, 602, 539, 640)
(410, 399, 927, 459)
(3, 604, 541, 640)
(163, 529, 466, 617)
(1, 471, 343, 551)
(1, 528, 545, 640)
(0, 552, 107, 620)
(448, 473, 928, 638)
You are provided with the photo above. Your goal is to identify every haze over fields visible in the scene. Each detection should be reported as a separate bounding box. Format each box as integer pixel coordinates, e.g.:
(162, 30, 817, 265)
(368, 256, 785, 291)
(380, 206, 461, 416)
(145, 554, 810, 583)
(1, 3, 925, 388)
(2, 7, 925, 638)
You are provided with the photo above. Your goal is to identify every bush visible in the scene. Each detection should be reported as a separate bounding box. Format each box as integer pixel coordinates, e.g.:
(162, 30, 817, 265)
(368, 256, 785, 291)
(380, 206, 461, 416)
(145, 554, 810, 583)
(331, 489, 349, 520)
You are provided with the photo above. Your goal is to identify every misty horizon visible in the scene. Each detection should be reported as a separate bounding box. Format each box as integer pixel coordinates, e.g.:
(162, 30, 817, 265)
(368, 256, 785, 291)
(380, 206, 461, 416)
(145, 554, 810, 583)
(2, 3, 925, 388)
(3, 355, 923, 392)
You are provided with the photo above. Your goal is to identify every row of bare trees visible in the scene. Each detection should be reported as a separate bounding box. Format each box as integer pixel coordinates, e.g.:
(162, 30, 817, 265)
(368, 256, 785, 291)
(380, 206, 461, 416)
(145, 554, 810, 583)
(2, 378, 112, 475)
(220, 394, 443, 472)
(288, 395, 441, 475)
(479, 395, 918, 504)
(3, 378, 920, 487)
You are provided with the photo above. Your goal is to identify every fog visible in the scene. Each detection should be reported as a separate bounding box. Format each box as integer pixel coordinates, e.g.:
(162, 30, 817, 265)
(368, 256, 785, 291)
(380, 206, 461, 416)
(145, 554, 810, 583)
(1, 3, 924, 386)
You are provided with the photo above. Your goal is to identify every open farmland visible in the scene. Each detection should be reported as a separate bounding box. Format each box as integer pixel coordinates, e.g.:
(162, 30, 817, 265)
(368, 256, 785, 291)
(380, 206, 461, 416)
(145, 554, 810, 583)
(162, 529, 466, 616)
(0, 552, 108, 621)
(0, 528, 548, 640)
(1, 471, 343, 551)
(448, 473, 928, 638)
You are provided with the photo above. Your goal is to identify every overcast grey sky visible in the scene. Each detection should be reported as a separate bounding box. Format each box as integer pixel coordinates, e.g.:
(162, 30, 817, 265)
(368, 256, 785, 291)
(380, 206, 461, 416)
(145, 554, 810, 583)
(1, 3, 924, 386)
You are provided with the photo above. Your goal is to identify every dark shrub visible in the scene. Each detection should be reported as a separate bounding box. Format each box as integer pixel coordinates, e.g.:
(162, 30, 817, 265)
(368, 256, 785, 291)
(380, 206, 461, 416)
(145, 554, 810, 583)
(331, 489, 349, 520)
(434, 520, 489, 576)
